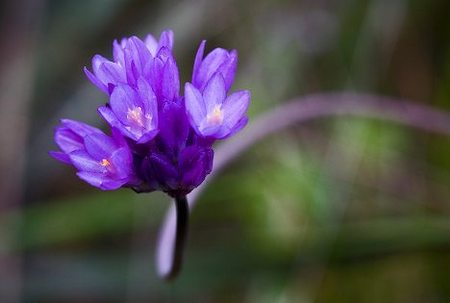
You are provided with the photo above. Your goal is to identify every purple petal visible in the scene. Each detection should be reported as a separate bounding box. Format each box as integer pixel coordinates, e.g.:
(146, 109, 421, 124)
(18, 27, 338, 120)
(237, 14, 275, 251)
(98, 106, 135, 140)
(83, 133, 117, 160)
(49, 151, 71, 164)
(76, 171, 126, 190)
(110, 127, 129, 148)
(161, 55, 180, 101)
(225, 116, 248, 138)
(147, 56, 165, 101)
(96, 62, 125, 89)
(179, 146, 213, 189)
(221, 90, 250, 130)
(218, 49, 237, 91)
(198, 123, 223, 137)
(126, 36, 151, 73)
(147, 47, 179, 102)
(158, 101, 189, 152)
(194, 48, 229, 91)
(69, 150, 105, 173)
(84, 67, 108, 94)
(158, 30, 174, 52)
(214, 116, 248, 139)
(155, 46, 172, 62)
(192, 40, 206, 85)
(109, 84, 142, 125)
(184, 83, 206, 131)
(99, 178, 128, 190)
(137, 80, 159, 138)
(76, 171, 104, 188)
(148, 56, 163, 84)
(54, 128, 84, 153)
(98, 106, 120, 127)
(203, 73, 226, 112)
(136, 130, 159, 144)
(109, 147, 134, 178)
(144, 34, 158, 56)
(137, 78, 157, 121)
(92, 55, 109, 74)
(124, 48, 138, 86)
(61, 119, 102, 136)
(54, 119, 102, 153)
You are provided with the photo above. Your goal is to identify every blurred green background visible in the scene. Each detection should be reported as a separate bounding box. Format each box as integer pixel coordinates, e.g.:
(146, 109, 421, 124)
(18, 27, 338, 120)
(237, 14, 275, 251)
(1, 0, 450, 302)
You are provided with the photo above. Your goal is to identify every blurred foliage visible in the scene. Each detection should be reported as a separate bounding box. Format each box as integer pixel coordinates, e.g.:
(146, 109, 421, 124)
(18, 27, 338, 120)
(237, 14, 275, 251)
(1, 0, 450, 302)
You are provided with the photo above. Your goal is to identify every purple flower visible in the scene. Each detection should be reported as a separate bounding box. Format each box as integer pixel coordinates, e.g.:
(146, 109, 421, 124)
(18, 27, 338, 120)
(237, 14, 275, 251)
(192, 40, 238, 92)
(185, 73, 250, 139)
(98, 78, 159, 143)
(53, 29, 250, 196)
(50, 119, 103, 164)
(84, 30, 175, 94)
(51, 120, 137, 190)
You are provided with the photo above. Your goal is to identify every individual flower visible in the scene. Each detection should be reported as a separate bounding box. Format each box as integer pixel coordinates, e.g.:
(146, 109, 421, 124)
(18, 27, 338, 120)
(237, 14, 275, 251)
(185, 73, 250, 139)
(192, 40, 238, 92)
(49, 119, 103, 164)
(84, 30, 175, 94)
(98, 78, 159, 143)
(51, 120, 137, 190)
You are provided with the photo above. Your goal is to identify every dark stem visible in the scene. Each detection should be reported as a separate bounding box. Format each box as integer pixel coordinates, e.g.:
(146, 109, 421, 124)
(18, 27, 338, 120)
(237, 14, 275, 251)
(165, 195, 189, 280)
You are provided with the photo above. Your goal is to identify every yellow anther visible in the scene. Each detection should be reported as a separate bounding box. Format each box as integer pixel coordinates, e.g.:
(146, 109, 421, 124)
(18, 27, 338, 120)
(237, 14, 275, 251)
(127, 106, 145, 127)
(100, 159, 111, 167)
(206, 105, 224, 126)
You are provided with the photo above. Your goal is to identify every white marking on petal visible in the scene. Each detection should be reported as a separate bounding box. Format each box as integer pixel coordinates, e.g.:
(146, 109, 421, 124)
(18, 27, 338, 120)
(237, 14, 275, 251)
(206, 105, 224, 126)
(126, 107, 147, 128)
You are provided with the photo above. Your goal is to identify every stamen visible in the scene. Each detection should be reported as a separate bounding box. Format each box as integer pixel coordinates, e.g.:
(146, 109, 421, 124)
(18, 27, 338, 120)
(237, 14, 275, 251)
(100, 158, 115, 173)
(127, 107, 145, 127)
(206, 105, 224, 126)
(100, 159, 110, 167)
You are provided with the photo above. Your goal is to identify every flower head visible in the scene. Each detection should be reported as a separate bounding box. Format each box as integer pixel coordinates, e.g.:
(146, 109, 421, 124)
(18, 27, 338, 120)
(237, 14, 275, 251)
(52, 29, 250, 196)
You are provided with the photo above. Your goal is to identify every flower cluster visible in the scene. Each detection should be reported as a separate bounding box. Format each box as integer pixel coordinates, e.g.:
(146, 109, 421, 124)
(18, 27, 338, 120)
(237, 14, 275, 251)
(51, 30, 250, 197)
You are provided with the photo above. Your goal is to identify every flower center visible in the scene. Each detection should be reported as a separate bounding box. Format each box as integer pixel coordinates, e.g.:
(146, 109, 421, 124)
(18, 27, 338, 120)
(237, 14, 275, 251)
(206, 105, 224, 126)
(100, 158, 115, 173)
(127, 107, 146, 127)
(100, 158, 111, 167)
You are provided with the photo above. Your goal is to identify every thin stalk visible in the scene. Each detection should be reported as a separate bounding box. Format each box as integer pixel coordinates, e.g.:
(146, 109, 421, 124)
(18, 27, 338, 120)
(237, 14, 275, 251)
(164, 195, 189, 280)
